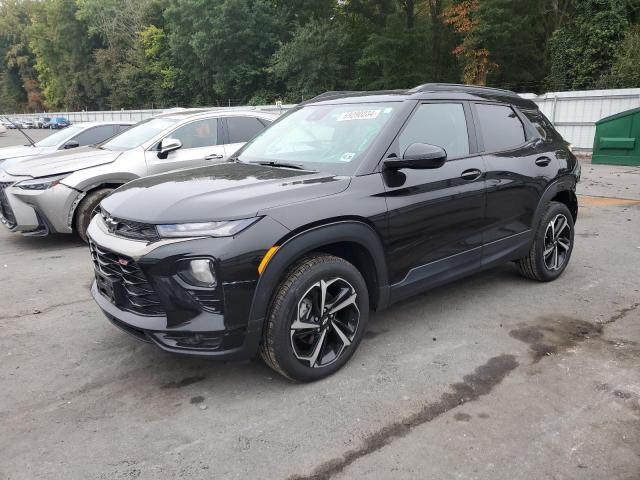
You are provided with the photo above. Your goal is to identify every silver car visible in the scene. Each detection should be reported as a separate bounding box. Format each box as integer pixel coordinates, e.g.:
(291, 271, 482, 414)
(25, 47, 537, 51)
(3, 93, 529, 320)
(0, 121, 133, 165)
(0, 109, 278, 241)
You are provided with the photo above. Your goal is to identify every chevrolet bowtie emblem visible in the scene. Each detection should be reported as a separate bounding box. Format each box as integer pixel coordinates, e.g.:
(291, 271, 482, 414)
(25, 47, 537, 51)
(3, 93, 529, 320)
(104, 216, 118, 233)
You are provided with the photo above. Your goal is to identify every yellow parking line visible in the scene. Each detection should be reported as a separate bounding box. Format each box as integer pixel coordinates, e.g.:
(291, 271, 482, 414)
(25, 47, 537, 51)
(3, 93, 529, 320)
(578, 195, 640, 207)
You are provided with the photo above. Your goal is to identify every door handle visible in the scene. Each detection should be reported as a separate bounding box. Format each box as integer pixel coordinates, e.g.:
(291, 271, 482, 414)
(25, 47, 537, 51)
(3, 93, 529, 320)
(535, 156, 552, 167)
(460, 169, 482, 181)
(205, 153, 224, 161)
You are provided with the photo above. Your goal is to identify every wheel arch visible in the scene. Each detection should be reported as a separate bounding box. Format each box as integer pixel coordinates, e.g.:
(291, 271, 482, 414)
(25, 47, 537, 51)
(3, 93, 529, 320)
(70, 182, 124, 231)
(532, 178, 578, 231)
(248, 220, 390, 329)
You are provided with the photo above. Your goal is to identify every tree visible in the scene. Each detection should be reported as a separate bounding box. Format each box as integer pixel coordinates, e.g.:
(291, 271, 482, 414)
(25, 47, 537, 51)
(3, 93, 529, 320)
(0, 0, 42, 112)
(443, 0, 496, 85)
(598, 25, 640, 87)
(29, 0, 107, 109)
(164, 0, 284, 105)
(270, 18, 352, 101)
(546, 0, 629, 90)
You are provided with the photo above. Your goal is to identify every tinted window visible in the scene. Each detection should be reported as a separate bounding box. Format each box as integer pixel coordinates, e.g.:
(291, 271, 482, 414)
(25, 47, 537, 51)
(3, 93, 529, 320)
(169, 118, 218, 149)
(476, 104, 526, 152)
(522, 110, 555, 141)
(73, 126, 116, 146)
(398, 103, 470, 158)
(227, 116, 266, 144)
(116, 124, 132, 134)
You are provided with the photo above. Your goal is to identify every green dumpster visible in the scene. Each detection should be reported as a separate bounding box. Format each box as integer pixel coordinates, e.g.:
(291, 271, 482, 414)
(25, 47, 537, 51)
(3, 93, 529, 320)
(592, 107, 640, 166)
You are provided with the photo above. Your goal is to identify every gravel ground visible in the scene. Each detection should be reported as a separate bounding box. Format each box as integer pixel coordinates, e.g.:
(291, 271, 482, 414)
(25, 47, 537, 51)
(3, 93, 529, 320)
(0, 129, 638, 479)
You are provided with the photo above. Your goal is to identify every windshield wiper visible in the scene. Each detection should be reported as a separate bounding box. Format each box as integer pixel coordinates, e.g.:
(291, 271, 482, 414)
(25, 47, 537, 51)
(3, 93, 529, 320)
(252, 161, 311, 171)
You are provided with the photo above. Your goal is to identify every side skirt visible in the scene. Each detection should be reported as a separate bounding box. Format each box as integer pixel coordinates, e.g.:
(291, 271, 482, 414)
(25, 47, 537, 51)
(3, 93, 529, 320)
(388, 231, 532, 306)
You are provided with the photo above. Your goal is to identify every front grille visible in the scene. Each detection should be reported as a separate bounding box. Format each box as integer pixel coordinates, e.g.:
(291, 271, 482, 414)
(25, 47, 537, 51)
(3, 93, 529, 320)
(90, 241, 165, 316)
(0, 182, 16, 228)
(99, 209, 160, 242)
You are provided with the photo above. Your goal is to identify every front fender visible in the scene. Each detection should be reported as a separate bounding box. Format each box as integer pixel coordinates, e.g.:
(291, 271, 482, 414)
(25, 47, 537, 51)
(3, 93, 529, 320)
(247, 220, 390, 329)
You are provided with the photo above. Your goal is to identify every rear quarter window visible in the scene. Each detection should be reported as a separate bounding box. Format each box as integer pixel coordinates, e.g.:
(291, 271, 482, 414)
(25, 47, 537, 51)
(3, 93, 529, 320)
(522, 110, 556, 142)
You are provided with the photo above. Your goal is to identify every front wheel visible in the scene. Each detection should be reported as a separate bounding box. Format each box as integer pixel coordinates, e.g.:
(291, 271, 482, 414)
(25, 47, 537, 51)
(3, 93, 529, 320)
(74, 188, 114, 243)
(517, 201, 574, 282)
(260, 254, 369, 382)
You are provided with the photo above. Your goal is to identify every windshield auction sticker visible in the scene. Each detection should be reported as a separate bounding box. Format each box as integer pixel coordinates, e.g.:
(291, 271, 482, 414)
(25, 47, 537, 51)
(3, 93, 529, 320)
(337, 110, 381, 122)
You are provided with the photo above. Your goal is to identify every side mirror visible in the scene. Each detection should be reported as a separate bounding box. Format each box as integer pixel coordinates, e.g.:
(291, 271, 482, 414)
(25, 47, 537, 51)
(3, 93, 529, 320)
(63, 140, 79, 149)
(384, 143, 447, 170)
(158, 138, 182, 159)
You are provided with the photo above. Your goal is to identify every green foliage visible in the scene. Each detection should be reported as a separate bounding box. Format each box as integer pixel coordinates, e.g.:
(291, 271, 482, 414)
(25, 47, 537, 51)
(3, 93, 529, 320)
(598, 25, 640, 87)
(546, 0, 629, 90)
(0, 0, 638, 113)
(270, 18, 352, 101)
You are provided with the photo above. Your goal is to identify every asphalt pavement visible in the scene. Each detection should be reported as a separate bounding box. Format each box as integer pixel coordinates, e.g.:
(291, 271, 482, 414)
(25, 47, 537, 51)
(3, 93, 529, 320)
(0, 129, 638, 479)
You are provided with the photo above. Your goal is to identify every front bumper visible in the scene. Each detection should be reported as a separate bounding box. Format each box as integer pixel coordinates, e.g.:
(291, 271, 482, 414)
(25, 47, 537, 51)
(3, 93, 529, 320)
(87, 214, 288, 360)
(0, 177, 80, 235)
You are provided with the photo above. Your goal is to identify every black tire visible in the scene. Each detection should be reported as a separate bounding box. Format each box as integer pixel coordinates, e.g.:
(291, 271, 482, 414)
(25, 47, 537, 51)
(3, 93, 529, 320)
(260, 254, 369, 382)
(74, 188, 113, 243)
(517, 201, 574, 282)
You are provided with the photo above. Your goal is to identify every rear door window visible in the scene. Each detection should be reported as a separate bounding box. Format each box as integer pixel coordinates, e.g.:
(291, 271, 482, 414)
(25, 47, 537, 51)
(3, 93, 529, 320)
(398, 103, 470, 158)
(226, 116, 267, 144)
(475, 104, 526, 152)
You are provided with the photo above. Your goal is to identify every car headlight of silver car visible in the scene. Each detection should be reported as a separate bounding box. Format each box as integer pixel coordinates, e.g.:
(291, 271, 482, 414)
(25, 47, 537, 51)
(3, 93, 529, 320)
(15, 173, 69, 190)
(156, 218, 260, 238)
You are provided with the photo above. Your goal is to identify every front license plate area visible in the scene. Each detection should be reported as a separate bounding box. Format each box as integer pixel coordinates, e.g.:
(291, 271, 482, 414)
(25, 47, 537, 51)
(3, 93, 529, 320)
(95, 271, 126, 306)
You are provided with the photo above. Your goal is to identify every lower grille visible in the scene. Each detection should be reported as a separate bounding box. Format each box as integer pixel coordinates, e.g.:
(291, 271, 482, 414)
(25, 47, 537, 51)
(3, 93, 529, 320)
(0, 182, 16, 228)
(90, 241, 165, 316)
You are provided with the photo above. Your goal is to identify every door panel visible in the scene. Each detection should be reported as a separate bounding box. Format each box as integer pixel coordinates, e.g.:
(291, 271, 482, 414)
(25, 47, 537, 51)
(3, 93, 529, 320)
(475, 103, 560, 244)
(384, 158, 487, 287)
(144, 118, 221, 175)
(381, 102, 486, 290)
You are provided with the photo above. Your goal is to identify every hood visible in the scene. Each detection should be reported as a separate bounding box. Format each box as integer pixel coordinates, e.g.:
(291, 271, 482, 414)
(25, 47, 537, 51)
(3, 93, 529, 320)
(5, 146, 121, 177)
(0, 145, 43, 162)
(101, 162, 351, 224)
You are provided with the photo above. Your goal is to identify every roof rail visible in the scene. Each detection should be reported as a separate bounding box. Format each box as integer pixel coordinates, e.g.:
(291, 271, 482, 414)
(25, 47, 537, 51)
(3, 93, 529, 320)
(409, 83, 519, 97)
(305, 91, 363, 103)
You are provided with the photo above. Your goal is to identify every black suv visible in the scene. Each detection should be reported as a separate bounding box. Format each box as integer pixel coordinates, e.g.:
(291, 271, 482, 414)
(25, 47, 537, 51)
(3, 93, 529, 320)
(88, 84, 580, 381)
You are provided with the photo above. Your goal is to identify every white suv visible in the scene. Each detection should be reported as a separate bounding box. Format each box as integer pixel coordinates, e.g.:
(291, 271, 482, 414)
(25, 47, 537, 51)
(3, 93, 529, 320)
(0, 109, 279, 240)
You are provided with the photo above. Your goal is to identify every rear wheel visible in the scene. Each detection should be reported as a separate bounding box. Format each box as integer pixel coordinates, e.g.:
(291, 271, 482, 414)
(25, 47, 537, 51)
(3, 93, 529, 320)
(517, 201, 574, 282)
(74, 188, 113, 243)
(260, 254, 369, 382)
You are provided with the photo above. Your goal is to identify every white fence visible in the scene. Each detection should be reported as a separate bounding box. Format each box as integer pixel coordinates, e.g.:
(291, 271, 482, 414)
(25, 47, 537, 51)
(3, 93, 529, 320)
(7, 89, 640, 151)
(521, 88, 640, 151)
(6, 105, 292, 124)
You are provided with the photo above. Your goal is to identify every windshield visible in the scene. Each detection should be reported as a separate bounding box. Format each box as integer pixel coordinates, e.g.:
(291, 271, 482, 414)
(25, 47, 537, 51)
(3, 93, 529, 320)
(34, 126, 83, 147)
(101, 117, 180, 151)
(237, 102, 398, 172)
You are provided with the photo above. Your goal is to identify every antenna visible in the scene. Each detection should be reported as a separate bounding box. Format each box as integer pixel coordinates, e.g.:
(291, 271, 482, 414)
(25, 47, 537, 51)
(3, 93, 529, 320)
(2, 116, 36, 147)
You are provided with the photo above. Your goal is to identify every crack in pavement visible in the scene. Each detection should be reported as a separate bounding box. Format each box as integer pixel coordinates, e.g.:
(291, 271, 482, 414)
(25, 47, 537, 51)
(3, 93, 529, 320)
(0, 298, 93, 320)
(289, 355, 519, 480)
(601, 302, 640, 325)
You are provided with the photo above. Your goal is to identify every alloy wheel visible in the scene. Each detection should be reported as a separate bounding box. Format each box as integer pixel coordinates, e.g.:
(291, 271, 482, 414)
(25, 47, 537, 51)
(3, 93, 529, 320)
(543, 214, 571, 271)
(290, 277, 360, 368)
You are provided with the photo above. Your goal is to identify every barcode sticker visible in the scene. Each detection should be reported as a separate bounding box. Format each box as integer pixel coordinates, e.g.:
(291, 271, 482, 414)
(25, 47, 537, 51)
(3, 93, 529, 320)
(337, 110, 381, 122)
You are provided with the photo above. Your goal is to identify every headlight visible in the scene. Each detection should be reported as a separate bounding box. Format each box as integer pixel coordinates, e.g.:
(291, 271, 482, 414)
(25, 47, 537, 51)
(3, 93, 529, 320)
(156, 218, 259, 238)
(16, 174, 69, 190)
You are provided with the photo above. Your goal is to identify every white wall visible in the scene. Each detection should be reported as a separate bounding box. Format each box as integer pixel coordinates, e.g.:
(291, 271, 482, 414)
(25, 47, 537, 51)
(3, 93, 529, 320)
(8, 89, 640, 151)
(522, 89, 640, 150)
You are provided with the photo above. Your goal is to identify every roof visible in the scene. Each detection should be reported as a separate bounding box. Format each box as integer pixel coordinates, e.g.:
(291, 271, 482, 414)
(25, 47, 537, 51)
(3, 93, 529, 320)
(305, 83, 538, 110)
(155, 108, 281, 121)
